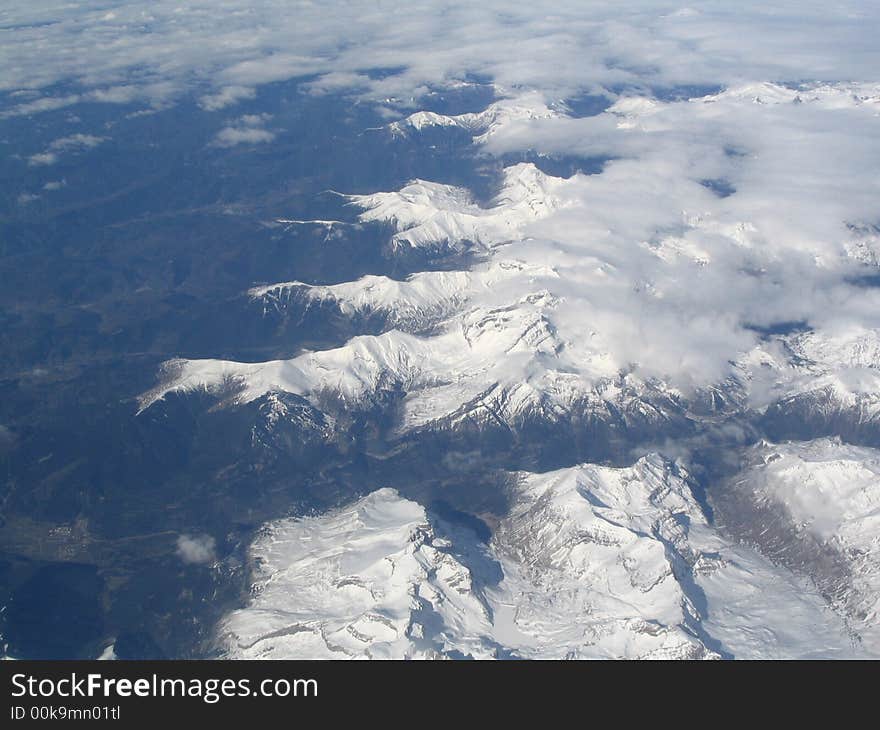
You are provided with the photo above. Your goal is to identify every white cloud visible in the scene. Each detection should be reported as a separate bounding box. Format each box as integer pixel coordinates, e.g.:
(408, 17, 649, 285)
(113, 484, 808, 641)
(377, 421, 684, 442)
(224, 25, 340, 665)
(27, 153, 58, 167)
(211, 113, 275, 147)
(213, 127, 275, 147)
(27, 133, 106, 166)
(199, 85, 256, 111)
(176, 534, 217, 565)
(87, 85, 140, 104)
(1, 2, 878, 117)
(300, 72, 371, 97)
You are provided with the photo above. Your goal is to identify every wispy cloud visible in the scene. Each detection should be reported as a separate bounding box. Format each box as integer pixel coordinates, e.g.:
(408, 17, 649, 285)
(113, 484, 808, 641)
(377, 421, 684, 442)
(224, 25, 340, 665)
(211, 113, 275, 147)
(16, 192, 39, 205)
(27, 133, 106, 166)
(198, 85, 256, 111)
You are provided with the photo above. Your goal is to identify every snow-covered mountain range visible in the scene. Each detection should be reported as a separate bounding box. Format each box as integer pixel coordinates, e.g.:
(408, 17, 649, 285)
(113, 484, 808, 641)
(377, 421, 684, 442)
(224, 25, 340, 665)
(142, 83, 880, 435)
(139, 81, 880, 658)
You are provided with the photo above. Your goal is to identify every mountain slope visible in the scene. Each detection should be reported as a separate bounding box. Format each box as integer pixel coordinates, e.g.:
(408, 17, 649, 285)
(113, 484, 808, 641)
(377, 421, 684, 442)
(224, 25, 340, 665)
(713, 438, 880, 653)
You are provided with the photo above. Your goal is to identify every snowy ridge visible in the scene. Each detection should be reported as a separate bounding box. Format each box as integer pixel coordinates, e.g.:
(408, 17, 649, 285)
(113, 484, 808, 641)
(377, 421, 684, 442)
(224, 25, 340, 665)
(140, 285, 642, 431)
(220, 457, 863, 659)
(348, 163, 568, 251)
(737, 327, 880, 427)
(249, 272, 472, 331)
(609, 82, 880, 129)
(388, 91, 558, 142)
(248, 259, 560, 332)
(138, 330, 431, 413)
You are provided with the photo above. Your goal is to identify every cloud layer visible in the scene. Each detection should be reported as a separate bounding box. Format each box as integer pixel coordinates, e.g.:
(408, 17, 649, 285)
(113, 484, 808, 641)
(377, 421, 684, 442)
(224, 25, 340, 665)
(3, 2, 879, 115)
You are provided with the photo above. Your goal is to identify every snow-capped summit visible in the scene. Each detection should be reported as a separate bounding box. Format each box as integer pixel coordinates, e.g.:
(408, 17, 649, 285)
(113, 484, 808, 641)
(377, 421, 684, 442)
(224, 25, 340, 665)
(218, 488, 496, 659)
(491, 454, 864, 659)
